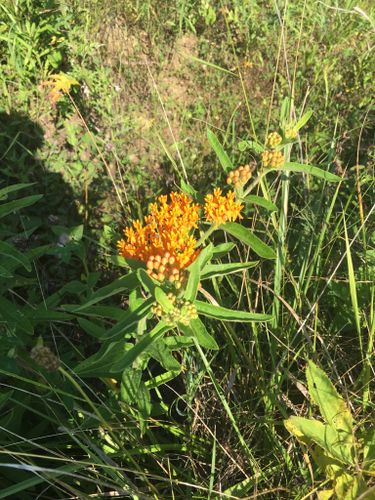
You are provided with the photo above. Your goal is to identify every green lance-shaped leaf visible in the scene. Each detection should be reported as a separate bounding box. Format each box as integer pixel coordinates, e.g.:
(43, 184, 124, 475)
(195, 300, 272, 322)
(244, 195, 278, 212)
(184, 261, 201, 303)
(280, 162, 342, 182)
(201, 261, 258, 280)
(306, 360, 353, 435)
(74, 341, 135, 377)
(207, 128, 233, 173)
(295, 110, 313, 131)
(0, 182, 35, 200)
(211, 242, 235, 259)
(285, 417, 354, 465)
(0, 194, 43, 218)
(221, 222, 276, 259)
(180, 318, 219, 350)
(73, 272, 139, 311)
(116, 321, 171, 372)
(0, 241, 31, 272)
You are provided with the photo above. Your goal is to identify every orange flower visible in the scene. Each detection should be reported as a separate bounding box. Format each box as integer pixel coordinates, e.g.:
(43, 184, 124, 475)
(204, 188, 243, 225)
(118, 192, 201, 282)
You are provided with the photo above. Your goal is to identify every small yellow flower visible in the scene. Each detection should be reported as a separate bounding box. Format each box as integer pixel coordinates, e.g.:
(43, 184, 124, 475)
(204, 188, 243, 225)
(285, 124, 298, 139)
(41, 73, 79, 104)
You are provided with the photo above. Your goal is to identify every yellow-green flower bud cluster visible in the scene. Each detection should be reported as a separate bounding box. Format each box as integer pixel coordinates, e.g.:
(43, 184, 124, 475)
(146, 252, 186, 289)
(284, 124, 297, 139)
(267, 131, 282, 148)
(227, 164, 252, 188)
(152, 293, 198, 326)
(30, 346, 60, 372)
(261, 150, 285, 169)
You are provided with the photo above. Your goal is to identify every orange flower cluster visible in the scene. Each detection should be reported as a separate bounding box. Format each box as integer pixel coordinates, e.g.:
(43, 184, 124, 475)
(204, 188, 243, 225)
(118, 193, 200, 282)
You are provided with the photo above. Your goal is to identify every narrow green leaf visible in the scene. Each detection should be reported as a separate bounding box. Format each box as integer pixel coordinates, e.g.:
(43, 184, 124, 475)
(137, 268, 157, 295)
(185, 259, 201, 302)
(195, 300, 272, 322)
(221, 222, 276, 259)
(295, 110, 313, 131)
(207, 129, 233, 172)
(201, 261, 258, 280)
(74, 273, 139, 311)
(245, 195, 277, 212)
(119, 322, 171, 371)
(77, 318, 107, 339)
(0, 194, 43, 218)
(212, 242, 235, 259)
(0, 241, 31, 271)
(0, 182, 35, 200)
(279, 162, 342, 182)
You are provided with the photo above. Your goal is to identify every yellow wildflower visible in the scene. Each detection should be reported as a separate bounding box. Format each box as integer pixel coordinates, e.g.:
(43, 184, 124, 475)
(204, 188, 243, 225)
(41, 73, 79, 105)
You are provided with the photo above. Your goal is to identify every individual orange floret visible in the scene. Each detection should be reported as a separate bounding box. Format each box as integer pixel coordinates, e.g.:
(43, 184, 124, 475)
(204, 188, 243, 226)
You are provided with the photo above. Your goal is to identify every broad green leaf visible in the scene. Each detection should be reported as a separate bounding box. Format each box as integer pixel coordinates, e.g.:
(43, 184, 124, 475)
(181, 318, 219, 349)
(285, 416, 354, 464)
(212, 242, 235, 259)
(245, 195, 277, 212)
(195, 300, 272, 322)
(221, 222, 276, 259)
(278, 163, 342, 182)
(207, 129, 233, 172)
(317, 490, 334, 500)
(335, 473, 367, 500)
(0, 182, 35, 200)
(306, 360, 353, 434)
(201, 261, 258, 280)
(0, 194, 43, 219)
(74, 273, 139, 311)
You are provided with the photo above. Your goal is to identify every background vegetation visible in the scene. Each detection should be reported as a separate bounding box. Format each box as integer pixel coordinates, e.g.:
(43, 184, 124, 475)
(0, 0, 374, 498)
